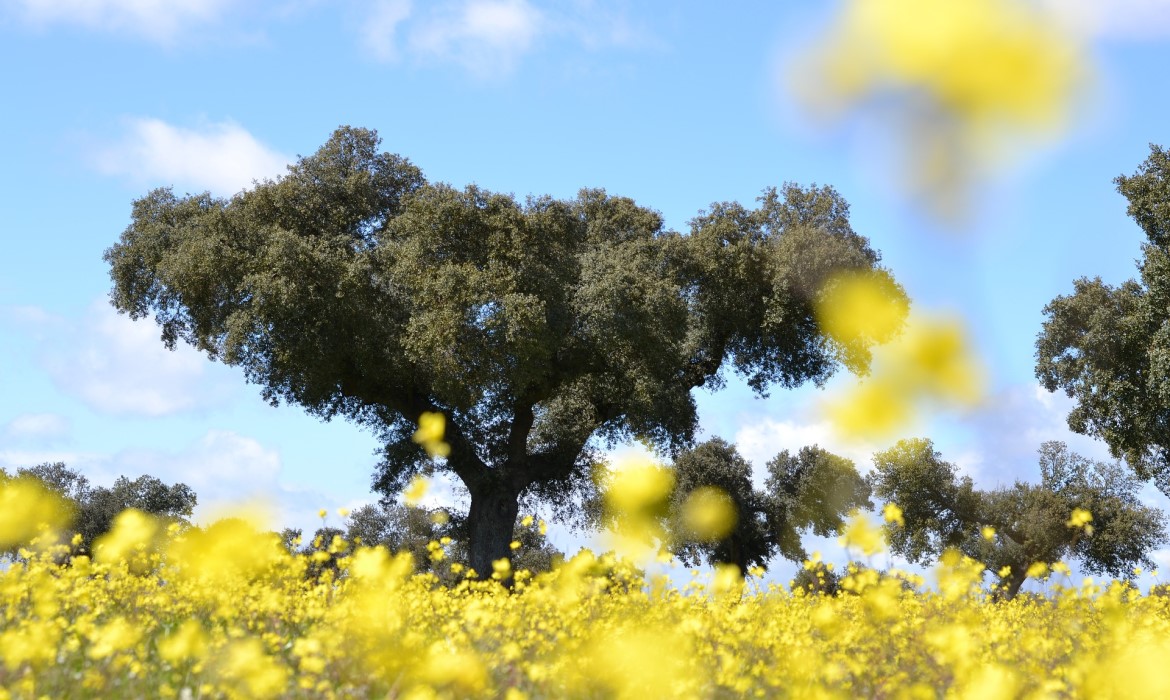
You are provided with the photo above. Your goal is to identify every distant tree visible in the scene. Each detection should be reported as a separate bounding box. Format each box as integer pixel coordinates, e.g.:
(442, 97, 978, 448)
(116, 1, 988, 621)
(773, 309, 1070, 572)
(104, 126, 903, 574)
(1036, 144, 1170, 494)
(343, 502, 562, 581)
(670, 438, 774, 573)
(668, 439, 870, 573)
(2, 463, 197, 556)
(870, 439, 1167, 598)
(764, 446, 873, 563)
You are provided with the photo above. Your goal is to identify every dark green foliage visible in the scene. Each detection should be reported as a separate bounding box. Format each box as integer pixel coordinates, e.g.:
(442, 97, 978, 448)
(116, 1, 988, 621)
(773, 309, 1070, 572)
(670, 438, 774, 573)
(790, 560, 841, 595)
(870, 439, 1167, 598)
(105, 126, 899, 572)
(1036, 144, 1170, 494)
(342, 502, 563, 583)
(668, 439, 870, 573)
(1, 462, 197, 556)
(765, 446, 873, 562)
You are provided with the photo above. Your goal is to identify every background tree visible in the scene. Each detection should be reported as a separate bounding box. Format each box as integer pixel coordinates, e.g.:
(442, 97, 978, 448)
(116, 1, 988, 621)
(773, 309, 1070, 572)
(870, 439, 1166, 598)
(105, 126, 902, 574)
(668, 439, 870, 573)
(1036, 144, 1170, 494)
(1, 463, 197, 556)
(669, 438, 774, 573)
(342, 501, 562, 582)
(764, 446, 873, 563)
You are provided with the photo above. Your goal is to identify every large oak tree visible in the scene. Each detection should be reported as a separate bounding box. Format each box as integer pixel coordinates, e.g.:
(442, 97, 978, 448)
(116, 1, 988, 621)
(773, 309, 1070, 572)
(105, 126, 900, 574)
(1037, 144, 1170, 494)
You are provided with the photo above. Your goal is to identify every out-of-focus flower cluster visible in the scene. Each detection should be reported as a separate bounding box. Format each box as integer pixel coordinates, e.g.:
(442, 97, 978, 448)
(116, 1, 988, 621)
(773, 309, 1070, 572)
(817, 271, 985, 439)
(792, 0, 1089, 220)
(4, 483, 1170, 699)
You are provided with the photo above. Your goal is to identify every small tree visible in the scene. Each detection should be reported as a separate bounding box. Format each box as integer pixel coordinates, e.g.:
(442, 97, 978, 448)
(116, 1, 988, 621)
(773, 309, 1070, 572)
(343, 502, 562, 582)
(870, 439, 1167, 598)
(668, 439, 870, 573)
(1, 463, 197, 557)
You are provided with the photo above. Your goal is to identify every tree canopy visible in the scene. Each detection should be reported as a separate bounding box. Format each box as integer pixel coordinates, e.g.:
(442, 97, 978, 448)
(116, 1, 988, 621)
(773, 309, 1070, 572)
(669, 438, 870, 573)
(1036, 144, 1170, 494)
(105, 126, 901, 573)
(1, 462, 197, 556)
(869, 439, 1166, 598)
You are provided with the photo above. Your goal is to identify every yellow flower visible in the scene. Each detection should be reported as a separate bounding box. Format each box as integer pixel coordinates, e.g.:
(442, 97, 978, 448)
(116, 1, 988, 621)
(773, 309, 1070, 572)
(1066, 507, 1093, 529)
(839, 510, 886, 557)
(403, 475, 429, 506)
(981, 525, 996, 541)
(413, 411, 451, 458)
(0, 477, 71, 549)
(882, 503, 905, 527)
(816, 270, 909, 355)
(1026, 562, 1049, 579)
(680, 486, 738, 542)
(93, 509, 160, 568)
(793, 0, 1088, 219)
(520, 515, 534, 527)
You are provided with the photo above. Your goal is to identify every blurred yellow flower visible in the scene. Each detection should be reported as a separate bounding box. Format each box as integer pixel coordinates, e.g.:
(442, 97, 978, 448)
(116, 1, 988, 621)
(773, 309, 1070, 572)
(413, 411, 451, 459)
(0, 477, 71, 549)
(982, 525, 996, 541)
(839, 510, 886, 557)
(403, 475, 429, 506)
(882, 503, 905, 527)
(93, 508, 159, 568)
(817, 270, 909, 353)
(1027, 562, 1050, 579)
(1066, 508, 1093, 529)
(793, 0, 1088, 219)
(680, 486, 738, 542)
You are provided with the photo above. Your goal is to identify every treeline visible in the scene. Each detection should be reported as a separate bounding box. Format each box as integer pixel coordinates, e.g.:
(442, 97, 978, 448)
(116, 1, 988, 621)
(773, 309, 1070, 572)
(5, 436, 1164, 598)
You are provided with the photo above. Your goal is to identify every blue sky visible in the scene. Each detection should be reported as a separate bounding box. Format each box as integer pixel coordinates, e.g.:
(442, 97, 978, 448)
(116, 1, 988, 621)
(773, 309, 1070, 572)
(2, 1, 1170, 581)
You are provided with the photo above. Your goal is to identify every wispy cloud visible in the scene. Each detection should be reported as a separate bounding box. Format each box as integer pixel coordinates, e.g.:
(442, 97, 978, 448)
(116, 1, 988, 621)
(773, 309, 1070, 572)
(91, 118, 291, 196)
(360, 0, 660, 77)
(1039, 0, 1170, 40)
(29, 300, 239, 418)
(13, 0, 233, 44)
(2, 413, 71, 444)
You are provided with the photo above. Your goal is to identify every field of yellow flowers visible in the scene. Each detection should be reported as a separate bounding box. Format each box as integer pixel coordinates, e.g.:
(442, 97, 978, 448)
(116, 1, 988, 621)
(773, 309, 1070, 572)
(2, 472, 1169, 700)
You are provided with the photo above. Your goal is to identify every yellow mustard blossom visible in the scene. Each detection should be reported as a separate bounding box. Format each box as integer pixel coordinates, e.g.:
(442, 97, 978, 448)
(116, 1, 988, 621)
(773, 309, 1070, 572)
(0, 477, 71, 549)
(403, 475, 429, 506)
(792, 0, 1088, 219)
(839, 510, 886, 557)
(413, 411, 451, 459)
(1067, 507, 1093, 529)
(680, 486, 738, 542)
(816, 270, 909, 354)
(882, 503, 905, 527)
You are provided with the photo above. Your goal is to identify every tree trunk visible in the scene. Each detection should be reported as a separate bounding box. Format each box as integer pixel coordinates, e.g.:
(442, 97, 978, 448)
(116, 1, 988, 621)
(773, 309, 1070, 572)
(466, 480, 521, 582)
(999, 568, 1029, 601)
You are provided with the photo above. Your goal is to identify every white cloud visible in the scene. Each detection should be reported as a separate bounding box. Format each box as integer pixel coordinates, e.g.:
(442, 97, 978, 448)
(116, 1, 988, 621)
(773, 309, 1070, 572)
(733, 417, 881, 487)
(92, 118, 291, 196)
(407, 0, 542, 75)
(1039, 0, 1170, 40)
(2, 413, 70, 443)
(14, 0, 231, 43)
(362, 0, 413, 62)
(360, 0, 660, 77)
(39, 300, 238, 418)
